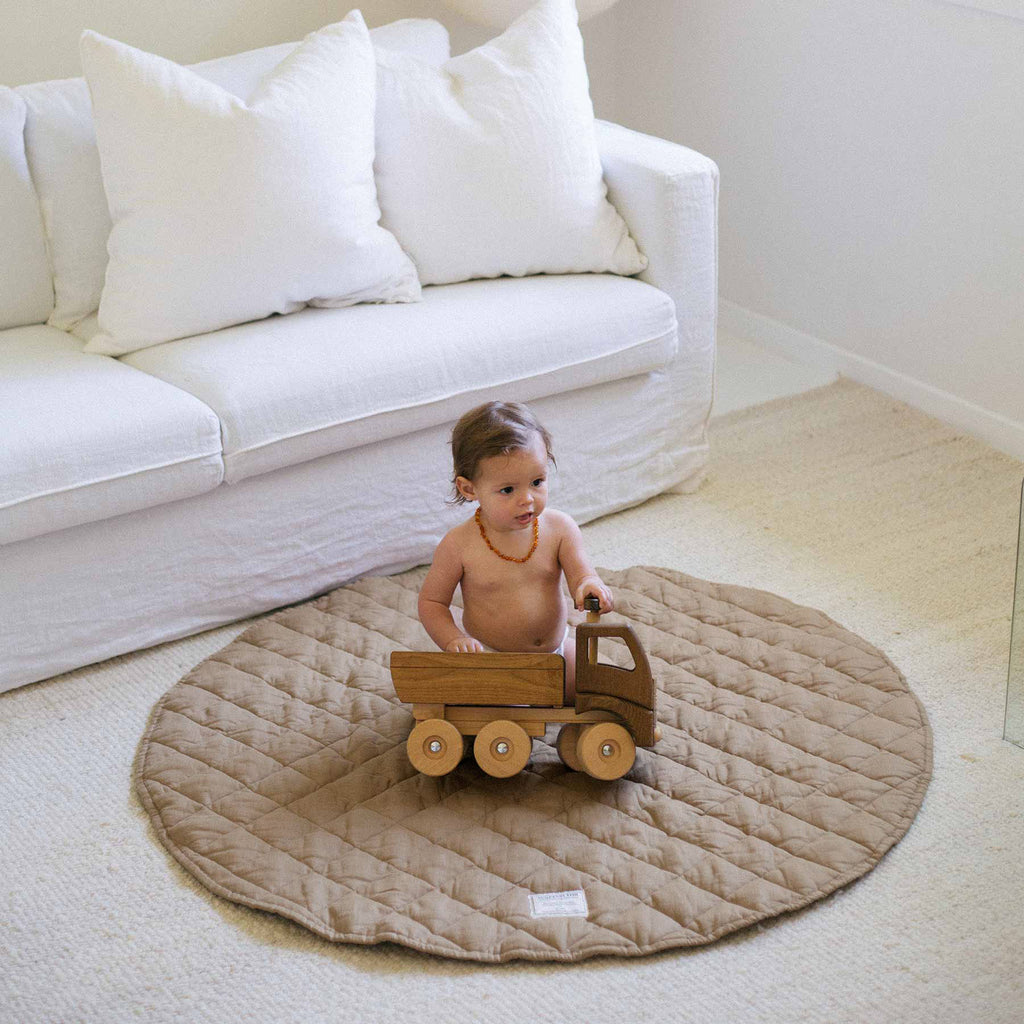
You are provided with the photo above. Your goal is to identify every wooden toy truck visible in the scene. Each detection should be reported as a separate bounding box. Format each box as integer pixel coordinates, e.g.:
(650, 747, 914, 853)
(390, 598, 659, 780)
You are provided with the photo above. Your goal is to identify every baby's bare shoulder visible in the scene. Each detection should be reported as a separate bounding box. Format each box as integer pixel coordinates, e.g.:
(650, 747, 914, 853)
(542, 508, 578, 536)
(423, 521, 474, 593)
(437, 516, 477, 554)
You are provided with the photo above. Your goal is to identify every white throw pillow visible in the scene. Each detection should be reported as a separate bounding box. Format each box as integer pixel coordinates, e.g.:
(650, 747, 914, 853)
(373, 0, 646, 286)
(17, 20, 449, 334)
(79, 12, 419, 356)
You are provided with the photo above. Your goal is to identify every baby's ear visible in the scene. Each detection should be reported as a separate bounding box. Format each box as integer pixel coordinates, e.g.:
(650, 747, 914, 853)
(454, 475, 475, 502)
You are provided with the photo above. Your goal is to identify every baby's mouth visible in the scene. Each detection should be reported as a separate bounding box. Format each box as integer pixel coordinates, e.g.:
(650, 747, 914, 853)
(516, 512, 533, 525)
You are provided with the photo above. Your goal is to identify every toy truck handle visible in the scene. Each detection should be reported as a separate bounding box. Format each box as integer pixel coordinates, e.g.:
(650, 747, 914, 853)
(582, 594, 601, 666)
(573, 619, 658, 747)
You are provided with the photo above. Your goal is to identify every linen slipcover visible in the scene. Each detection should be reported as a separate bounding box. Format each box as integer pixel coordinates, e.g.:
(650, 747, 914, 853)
(111, 274, 677, 484)
(0, 113, 715, 698)
(0, 326, 223, 546)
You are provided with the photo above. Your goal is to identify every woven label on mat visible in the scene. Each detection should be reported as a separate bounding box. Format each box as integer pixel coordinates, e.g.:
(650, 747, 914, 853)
(529, 890, 589, 918)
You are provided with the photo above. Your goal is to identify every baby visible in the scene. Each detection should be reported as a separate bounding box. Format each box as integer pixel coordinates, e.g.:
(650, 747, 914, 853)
(418, 401, 613, 700)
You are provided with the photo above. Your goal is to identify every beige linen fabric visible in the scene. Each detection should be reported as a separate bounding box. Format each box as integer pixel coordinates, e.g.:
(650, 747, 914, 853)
(136, 564, 931, 962)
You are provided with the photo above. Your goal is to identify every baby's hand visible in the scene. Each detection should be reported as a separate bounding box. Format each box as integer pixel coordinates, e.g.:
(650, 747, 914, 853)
(445, 635, 486, 654)
(575, 578, 614, 613)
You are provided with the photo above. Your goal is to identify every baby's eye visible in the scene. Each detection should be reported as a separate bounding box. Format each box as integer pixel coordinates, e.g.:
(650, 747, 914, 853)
(532, 478, 545, 487)
(499, 486, 514, 495)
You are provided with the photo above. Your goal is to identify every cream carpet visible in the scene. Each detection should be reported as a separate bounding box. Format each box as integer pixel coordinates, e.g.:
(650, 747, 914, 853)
(2, 378, 1022, 1023)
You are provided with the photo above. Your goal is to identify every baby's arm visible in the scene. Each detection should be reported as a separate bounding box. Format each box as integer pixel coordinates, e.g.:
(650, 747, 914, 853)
(418, 531, 485, 653)
(555, 512, 614, 612)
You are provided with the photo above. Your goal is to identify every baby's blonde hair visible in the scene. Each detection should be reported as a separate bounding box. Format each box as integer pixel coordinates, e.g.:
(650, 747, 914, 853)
(449, 402, 555, 505)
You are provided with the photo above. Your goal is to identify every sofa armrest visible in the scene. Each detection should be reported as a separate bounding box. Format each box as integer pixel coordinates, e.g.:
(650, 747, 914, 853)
(596, 119, 719, 348)
(596, 120, 718, 491)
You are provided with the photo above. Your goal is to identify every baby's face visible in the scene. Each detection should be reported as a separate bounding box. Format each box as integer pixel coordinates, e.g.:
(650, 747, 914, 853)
(461, 435, 549, 534)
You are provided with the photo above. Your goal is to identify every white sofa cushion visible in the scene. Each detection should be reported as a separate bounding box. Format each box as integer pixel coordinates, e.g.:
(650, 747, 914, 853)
(0, 88, 52, 330)
(0, 326, 224, 546)
(16, 19, 450, 333)
(80, 13, 419, 356)
(110, 274, 677, 484)
(374, 0, 646, 286)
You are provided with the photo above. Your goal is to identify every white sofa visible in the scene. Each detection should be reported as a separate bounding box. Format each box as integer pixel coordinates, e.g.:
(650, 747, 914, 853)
(0, 18, 718, 694)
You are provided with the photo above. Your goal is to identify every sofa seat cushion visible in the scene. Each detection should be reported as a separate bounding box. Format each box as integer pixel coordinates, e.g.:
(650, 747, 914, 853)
(108, 273, 677, 485)
(0, 326, 224, 546)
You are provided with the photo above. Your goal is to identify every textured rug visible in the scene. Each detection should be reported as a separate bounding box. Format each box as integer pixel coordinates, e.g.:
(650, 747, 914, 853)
(136, 564, 931, 962)
(3, 379, 1021, 1023)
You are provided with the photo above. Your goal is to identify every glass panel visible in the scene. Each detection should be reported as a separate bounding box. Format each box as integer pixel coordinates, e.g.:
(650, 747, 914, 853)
(1004, 480, 1024, 747)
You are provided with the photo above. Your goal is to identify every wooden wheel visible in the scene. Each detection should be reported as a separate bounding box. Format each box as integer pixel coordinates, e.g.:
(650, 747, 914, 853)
(556, 724, 584, 772)
(577, 722, 636, 780)
(474, 720, 532, 778)
(407, 719, 464, 776)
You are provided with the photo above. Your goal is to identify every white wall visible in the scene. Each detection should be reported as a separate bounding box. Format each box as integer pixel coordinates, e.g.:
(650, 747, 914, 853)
(603, 0, 1024, 457)
(1, 1, 336, 83)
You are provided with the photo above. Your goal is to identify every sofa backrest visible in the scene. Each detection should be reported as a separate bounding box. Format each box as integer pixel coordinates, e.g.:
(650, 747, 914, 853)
(7, 19, 450, 335)
(0, 87, 53, 330)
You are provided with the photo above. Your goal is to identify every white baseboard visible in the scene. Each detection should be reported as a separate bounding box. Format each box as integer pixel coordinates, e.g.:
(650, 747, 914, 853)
(719, 299, 1024, 463)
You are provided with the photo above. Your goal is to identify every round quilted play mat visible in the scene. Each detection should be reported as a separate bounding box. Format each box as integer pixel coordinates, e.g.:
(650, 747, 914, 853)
(136, 565, 932, 963)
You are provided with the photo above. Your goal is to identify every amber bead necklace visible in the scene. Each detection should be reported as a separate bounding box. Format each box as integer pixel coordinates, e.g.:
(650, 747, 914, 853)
(475, 507, 538, 563)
